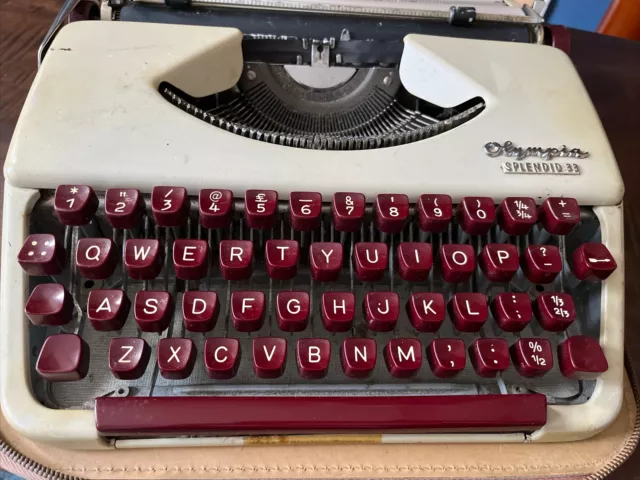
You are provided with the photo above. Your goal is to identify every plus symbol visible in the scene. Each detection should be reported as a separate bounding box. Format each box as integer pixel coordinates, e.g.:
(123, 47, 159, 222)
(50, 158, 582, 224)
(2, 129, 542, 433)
(558, 200, 567, 208)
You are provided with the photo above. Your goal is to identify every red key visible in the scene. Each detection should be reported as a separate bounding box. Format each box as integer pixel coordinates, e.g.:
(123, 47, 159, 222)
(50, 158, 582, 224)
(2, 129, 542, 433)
(87, 289, 130, 331)
(540, 197, 580, 235)
(36, 334, 90, 381)
(231, 291, 265, 332)
(469, 338, 510, 377)
(124, 239, 163, 280)
(458, 197, 495, 235)
(479, 244, 519, 282)
(341, 338, 376, 378)
(158, 338, 196, 380)
(151, 186, 189, 227)
(54, 185, 98, 226)
(199, 189, 234, 229)
(439, 244, 476, 283)
(558, 336, 608, 380)
(219, 240, 253, 280)
(173, 239, 208, 280)
(417, 194, 453, 233)
(18, 234, 65, 276)
(108, 338, 151, 380)
(134, 291, 173, 332)
(534, 293, 576, 331)
(76, 238, 118, 280)
(427, 339, 466, 378)
(265, 240, 299, 280)
(511, 338, 553, 378)
(204, 338, 241, 379)
(276, 291, 309, 332)
(321, 292, 355, 332)
(332, 192, 366, 232)
(449, 293, 488, 332)
(253, 337, 287, 378)
(25, 284, 73, 326)
(491, 293, 532, 332)
(182, 291, 219, 333)
(375, 194, 409, 233)
(521, 245, 562, 284)
(309, 242, 343, 282)
(498, 197, 538, 235)
(289, 192, 322, 231)
(397, 242, 432, 282)
(353, 242, 388, 281)
(297, 338, 331, 379)
(384, 338, 422, 378)
(571, 243, 617, 281)
(245, 190, 278, 229)
(407, 292, 445, 332)
(363, 292, 399, 332)
(105, 188, 145, 229)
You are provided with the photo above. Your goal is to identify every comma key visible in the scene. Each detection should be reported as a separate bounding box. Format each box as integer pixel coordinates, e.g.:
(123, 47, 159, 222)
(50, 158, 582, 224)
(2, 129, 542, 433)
(427, 339, 466, 378)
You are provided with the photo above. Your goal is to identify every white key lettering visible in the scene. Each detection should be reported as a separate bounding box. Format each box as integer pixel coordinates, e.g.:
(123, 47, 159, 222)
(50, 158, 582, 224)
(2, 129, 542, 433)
(452, 251, 468, 266)
(230, 247, 243, 262)
(182, 246, 196, 262)
(191, 298, 207, 315)
(397, 346, 415, 362)
(286, 299, 301, 314)
(168, 346, 181, 363)
(241, 297, 255, 313)
(308, 346, 321, 363)
(118, 345, 134, 363)
(214, 346, 228, 363)
(143, 298, 159, 315)
(96, 297, 112, 313)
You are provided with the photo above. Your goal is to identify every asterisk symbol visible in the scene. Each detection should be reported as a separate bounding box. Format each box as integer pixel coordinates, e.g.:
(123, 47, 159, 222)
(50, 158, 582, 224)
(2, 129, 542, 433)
(70, 187, 79, 194)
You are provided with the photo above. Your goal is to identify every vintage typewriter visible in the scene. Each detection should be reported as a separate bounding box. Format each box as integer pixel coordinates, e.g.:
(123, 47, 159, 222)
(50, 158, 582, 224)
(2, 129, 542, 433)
(0, 0, 626, 449)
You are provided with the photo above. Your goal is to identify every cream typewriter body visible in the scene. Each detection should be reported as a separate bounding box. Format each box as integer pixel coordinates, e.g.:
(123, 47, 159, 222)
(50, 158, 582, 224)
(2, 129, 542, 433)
(0, 0, 625, 449)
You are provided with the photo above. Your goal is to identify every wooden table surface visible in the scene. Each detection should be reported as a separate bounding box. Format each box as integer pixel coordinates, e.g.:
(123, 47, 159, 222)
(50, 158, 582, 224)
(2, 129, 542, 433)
(0, 1, 639, 478)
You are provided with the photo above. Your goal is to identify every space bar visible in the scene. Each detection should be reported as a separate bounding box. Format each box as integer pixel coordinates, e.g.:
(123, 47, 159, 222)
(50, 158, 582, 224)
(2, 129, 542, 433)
(95, 394, 547, 437)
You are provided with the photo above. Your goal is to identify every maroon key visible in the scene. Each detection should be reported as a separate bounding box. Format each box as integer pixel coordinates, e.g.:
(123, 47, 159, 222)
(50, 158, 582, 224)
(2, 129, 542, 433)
(54, 185, 99, 226)
(439, 244, 476, 283)
(540, 197, 580, 235)
(18, 234, 65, 276)
(105, 188, 145, 229)
(265, 240, 299, 280)
(458, 197, 495, 235)
(76, 238, 118, 280)
(375, 194, 409, 233)
(199, 189, 234, 229)
(309, 242, 343, 282)
(297, 338, 331, 379)
(341, 338, 376, 379)
(25, 284, 73, 326)
(478, 244, 519, 282)
(245, 190, 278, 229)
(469, 338, 510, 377)
(231, 291, 265, 332)
(332, 192, 366, 232)
(417, 194, 453, 233)
(158, 338, 196, 380)
(36, 334, 89, 381)
(449, 293, 488, 332)
(397, 242, 432, 282)
(534, 292, 576, 331)
(124, 239, 163, 280)
(498, 197, 538, 235)
(407, 292, 445, 332)
(173, 239, 208, 280)
(253, 337, 287, 378)
(134, 291, 173, 332)
(204, 338, 241, 379)
(321, 292, 355, 332)
(289, 192, 322, 231)
(182, 291, 219, 333)
(427, 338, 466, 378)
(384, 338, 422, 378)
(353, 242, 388, 282)
(558, 336, 608, 380)
(276, 291, 309, 332)
(219, 240, 253, 280)
(108, 338, 150, 380)
(151, 186, 189, 227)
(363, 292, 399, 332)
(521, 245, 562, 284)
(491, 293, 532, 332)
(571, 243, 617, 281)
(511, 338, 553, 378)
(87, 289, 130, 331)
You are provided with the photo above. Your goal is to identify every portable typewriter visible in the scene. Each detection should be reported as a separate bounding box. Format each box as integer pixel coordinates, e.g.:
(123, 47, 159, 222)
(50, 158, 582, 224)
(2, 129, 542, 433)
(0, 0, 625, 449)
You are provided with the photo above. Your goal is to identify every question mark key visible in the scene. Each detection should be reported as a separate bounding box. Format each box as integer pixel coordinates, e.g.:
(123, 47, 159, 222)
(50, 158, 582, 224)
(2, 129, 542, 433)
(521, 245, 562, 284)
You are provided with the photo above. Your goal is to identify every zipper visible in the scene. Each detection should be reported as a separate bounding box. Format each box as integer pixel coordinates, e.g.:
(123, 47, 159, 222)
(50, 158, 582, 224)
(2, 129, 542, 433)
(0, 440, 83, 480)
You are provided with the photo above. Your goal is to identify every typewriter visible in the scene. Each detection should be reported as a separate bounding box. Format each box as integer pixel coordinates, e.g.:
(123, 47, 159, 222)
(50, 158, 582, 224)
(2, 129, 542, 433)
(0, 0, 626, 449)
